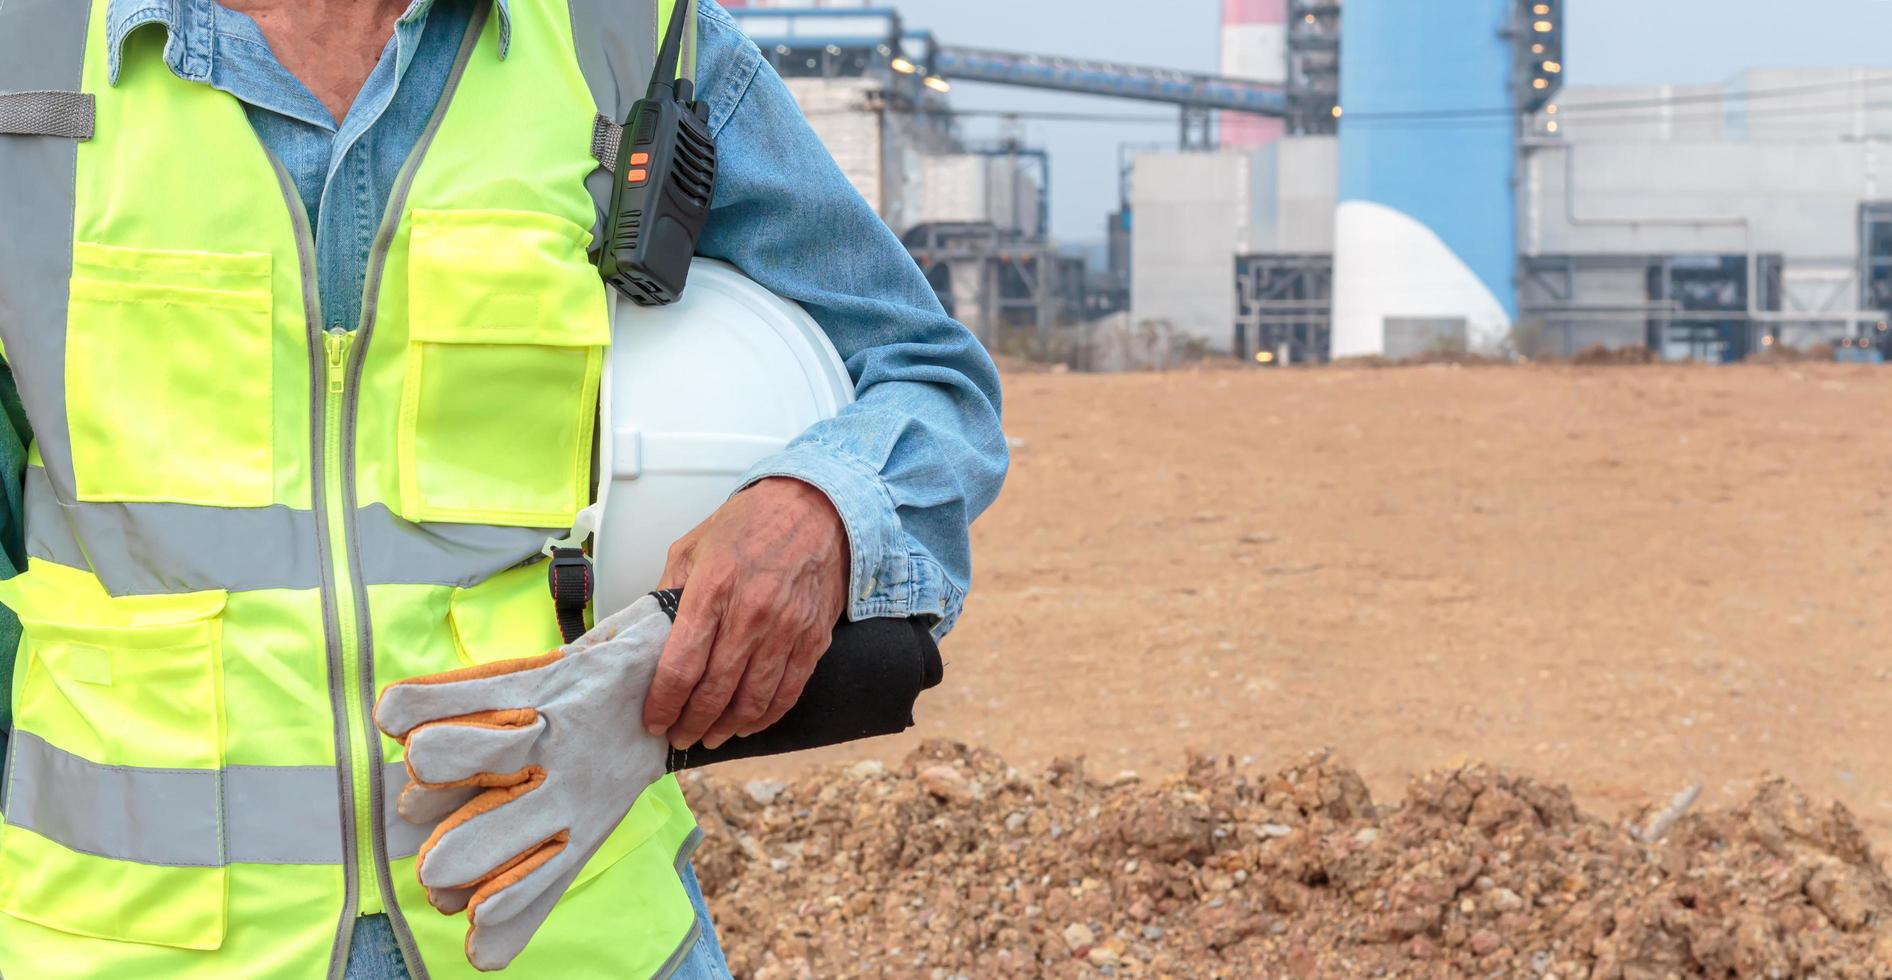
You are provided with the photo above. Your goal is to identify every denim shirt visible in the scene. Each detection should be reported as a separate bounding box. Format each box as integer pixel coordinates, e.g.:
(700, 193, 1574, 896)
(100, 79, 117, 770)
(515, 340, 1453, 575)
(0, 0, 1006, 740)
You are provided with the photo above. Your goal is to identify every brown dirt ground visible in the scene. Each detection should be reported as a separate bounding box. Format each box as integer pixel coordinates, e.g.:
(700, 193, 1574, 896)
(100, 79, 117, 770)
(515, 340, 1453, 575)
(699, 362, 1892, 976)
(729, 362, 1892, 849)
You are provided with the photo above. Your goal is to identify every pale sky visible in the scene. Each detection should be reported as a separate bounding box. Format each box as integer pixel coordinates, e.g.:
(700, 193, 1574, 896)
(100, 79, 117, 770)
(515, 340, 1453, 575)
(883, 0, 1892, 242)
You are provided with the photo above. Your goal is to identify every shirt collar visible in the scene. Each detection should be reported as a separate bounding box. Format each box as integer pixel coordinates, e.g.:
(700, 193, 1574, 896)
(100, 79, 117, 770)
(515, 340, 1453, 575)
(104, 0, 513, 86)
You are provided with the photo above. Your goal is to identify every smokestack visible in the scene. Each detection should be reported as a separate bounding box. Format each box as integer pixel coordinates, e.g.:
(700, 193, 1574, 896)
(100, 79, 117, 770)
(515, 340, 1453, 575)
(1220, 0, 1287, 148)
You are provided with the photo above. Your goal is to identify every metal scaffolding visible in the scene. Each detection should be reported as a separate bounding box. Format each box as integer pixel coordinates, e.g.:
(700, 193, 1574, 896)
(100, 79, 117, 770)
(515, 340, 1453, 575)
(904, 222, 1086, 356)
(1235, 254, 1334, 364)
(1286, 0, 1341, 135)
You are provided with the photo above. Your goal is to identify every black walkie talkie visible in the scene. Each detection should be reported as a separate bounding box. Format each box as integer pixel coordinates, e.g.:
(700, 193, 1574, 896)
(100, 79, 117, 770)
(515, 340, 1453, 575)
(599, 0, 715, 306)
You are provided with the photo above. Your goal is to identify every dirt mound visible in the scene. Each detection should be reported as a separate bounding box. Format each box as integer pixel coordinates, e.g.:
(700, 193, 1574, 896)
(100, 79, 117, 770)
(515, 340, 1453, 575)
(1568, 344, 1657, 366)
(1749, 342, 1836, 364)
(1334, 351, 1515, 369)
(684, 742, 1892, 979)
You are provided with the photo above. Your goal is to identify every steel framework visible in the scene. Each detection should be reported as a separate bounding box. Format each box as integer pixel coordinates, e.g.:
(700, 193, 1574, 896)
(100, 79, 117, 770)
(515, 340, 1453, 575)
(1235, 254, 1333, 364)
(1285, 0, 1341, 135)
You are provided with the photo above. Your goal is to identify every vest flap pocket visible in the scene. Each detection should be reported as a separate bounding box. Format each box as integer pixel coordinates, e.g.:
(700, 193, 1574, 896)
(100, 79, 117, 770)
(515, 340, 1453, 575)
(0, 562, 229, 950)
(406, 209, 609, 348)
(401, 209, 609, 528)
(446, 562, 564, 669)
(66, 242, 274, 508)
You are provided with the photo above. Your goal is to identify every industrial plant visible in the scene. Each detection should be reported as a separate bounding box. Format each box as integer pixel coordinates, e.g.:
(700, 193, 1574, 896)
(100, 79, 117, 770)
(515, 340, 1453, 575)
(726, 0, 1892, 365)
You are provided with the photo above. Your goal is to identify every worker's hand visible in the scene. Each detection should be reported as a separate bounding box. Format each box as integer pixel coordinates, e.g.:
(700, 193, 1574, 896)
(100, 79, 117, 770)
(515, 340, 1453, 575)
(647, 476, 849, 751)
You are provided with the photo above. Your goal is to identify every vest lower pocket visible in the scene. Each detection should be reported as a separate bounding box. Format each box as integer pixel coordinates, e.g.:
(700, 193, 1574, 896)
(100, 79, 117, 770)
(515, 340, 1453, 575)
(399, 209, 610, 528)
(65, 242, 275, 507)
(0, 564, 230, 950)
(568, 784, 672, 894)
(447, 561, 566, 668)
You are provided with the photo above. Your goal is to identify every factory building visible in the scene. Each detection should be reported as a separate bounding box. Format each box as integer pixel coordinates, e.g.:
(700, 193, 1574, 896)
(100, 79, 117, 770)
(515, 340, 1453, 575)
(1130, 142, 1337, 360)
(727, 1, 1307, 362)
(1521, 69, 1890, 361)
(1133, 2, 1891, 364)
(729, 1, 1881, 366)
(727, 3, 1076, 350)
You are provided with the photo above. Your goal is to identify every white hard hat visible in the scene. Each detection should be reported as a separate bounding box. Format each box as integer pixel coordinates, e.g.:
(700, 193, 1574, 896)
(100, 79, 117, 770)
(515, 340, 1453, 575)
(582, 258, 855, 618)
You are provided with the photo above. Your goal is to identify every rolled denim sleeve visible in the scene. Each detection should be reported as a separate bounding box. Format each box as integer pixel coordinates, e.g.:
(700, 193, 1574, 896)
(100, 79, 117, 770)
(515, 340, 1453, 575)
(691, 2, 1008, 636)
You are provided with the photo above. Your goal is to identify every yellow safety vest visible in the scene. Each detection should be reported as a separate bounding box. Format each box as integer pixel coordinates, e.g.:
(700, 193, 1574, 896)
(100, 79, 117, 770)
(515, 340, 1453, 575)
(0, 1, 707, 976)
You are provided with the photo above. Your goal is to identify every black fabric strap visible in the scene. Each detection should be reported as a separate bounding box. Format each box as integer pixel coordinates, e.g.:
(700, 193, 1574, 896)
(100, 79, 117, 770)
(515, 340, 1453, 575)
(547, 547, 593, 644)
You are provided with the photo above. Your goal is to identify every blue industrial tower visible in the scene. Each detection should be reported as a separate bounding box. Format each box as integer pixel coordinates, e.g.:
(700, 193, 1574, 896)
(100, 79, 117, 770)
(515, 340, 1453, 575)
(1332, 0, 1541, 357)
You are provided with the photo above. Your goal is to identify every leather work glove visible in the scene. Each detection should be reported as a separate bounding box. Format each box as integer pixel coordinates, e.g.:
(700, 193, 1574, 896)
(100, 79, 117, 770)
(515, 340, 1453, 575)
(373, 592, 676, 972)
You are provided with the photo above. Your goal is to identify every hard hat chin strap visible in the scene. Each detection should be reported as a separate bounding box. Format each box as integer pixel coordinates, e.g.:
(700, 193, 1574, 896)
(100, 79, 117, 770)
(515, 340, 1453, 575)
(544, 503, 603, 645)
(547, 547, 592, 645)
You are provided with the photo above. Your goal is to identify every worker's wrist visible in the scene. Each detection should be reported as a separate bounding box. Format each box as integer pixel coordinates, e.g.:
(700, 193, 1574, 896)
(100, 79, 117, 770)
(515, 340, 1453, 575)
(735, 442, 900, 611)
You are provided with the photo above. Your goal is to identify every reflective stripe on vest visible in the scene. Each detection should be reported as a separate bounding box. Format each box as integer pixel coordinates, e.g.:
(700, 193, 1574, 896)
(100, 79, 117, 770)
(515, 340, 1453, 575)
(4, 731, 428, 867)
(0, 1, 707, 977)
(24, 465, 558, 594)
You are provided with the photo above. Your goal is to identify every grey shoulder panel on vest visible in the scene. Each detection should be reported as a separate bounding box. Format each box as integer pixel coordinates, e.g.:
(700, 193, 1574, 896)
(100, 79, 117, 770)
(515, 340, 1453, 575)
(566, 0, 676, 124)
(0, 0, 90, 493)
(568, 0, 695, 230)
(0, 0, 91, 95)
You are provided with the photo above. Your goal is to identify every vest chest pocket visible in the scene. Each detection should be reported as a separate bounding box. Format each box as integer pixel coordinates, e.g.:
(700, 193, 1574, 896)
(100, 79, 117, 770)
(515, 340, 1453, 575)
(65, 243, 274, 507)
(400, 209, 610, 528)
(0, 567, 230, 950)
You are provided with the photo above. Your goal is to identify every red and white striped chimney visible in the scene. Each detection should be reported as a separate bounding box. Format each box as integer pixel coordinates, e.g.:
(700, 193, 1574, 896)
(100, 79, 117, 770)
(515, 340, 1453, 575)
(1220, 0, 1287, 148)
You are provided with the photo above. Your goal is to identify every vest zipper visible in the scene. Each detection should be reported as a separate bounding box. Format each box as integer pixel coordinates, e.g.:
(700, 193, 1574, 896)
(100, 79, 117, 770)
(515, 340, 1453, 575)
(270, 5, 487, 976)
(322, 327, 382, 923)
(266, 151, 367, 979)
(340, 7, 491, 976)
